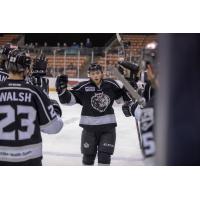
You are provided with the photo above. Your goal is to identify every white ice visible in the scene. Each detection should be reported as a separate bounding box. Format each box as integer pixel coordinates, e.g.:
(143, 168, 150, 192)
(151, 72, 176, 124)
(42, 92, 146, 166)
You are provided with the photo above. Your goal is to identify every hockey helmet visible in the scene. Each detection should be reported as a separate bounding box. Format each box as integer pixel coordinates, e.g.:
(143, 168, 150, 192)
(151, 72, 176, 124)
(143, 41, 158, 69)
(0, 43, 18, 68)
(88, 63, 103, 73)
(7, 49, 32, 73)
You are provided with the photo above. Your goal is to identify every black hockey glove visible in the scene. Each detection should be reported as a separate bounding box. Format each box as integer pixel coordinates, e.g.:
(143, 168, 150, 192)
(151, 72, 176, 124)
(55, 75, 68, 94)
(31, 76, 49, 95)
(50, 99, 62, 117)
(122, 101, 138, 117)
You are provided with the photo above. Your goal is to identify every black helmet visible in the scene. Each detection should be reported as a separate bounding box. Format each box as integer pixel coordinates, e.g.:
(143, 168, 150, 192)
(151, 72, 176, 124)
(32, 53, 48, 75)
(7, 49, 31, 73)
(0, 43, 18, 69)
(88, 63, 103, 73)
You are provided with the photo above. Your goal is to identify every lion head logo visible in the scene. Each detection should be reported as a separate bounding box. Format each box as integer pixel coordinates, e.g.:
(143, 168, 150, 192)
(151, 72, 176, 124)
(91, 93, 110, 112)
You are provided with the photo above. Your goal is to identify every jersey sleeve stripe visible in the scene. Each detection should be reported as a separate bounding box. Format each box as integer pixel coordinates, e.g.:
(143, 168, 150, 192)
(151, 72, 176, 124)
(104, 80, 120, 88)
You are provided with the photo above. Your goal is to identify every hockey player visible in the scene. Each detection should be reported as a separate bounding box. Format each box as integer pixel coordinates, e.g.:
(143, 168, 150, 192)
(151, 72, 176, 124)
(0, 49, 63, 166)
(56, 63, 131, 165)
(122, 42, 158, 158)
(29, 53, 49, 95)
(0, 43, 17, 82)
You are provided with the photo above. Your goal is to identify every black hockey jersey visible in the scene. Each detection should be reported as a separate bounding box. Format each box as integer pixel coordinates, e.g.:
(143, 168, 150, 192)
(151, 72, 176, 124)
(27, 75, 49, 96)
(58, 78, 131, 131)
(0, 79, 60, 163)
(143, 81, 155, 103)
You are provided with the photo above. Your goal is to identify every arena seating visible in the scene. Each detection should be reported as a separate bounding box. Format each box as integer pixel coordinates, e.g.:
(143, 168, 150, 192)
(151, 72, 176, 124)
(0, 34, 157, 78)
(30, 53, 88, 78)
(0, 34, 19, 45)
(95, 34, 158, 78)
(122, 34, 157, 58)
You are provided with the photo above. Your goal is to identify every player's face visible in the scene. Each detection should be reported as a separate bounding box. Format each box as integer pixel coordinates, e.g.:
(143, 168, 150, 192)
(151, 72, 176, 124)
(89, 70, 103, 85)
(146, 64, 159, 88)
(146, 64, 155, 82)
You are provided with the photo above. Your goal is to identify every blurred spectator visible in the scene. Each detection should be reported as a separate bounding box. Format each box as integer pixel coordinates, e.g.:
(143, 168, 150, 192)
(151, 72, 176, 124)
(44, 42, 48, 47)
(57, 42, 60, 47)
(34, 42, 39, 53)
(85, 38, 92, 48)
(72, 42, 79, 48)
(63, 43, 67, 47)
(80, 42, 84, 48)
(29, 42, 34, 48)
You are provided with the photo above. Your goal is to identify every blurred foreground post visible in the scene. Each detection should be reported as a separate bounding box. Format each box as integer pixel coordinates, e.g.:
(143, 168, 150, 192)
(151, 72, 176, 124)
(156, 34, 200, 165)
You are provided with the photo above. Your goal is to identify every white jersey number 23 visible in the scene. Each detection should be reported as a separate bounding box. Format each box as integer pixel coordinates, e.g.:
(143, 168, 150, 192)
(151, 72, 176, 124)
(0, 105, 36, 140)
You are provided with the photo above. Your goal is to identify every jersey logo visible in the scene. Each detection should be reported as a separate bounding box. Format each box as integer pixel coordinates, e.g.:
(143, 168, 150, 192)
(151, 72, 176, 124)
(83, 142, 90, 148)
(85, 87, 95, 92)
(91, 92, 110, 113)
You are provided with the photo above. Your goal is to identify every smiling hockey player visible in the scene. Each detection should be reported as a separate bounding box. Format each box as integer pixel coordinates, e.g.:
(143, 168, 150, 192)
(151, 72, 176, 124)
(56, 63, 131, 165)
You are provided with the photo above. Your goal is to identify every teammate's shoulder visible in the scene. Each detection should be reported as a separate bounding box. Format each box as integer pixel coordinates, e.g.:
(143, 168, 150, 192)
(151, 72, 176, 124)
(22, 81, 45, 94)
(103, 78, 121, 88)
(0, 80, 37, 93)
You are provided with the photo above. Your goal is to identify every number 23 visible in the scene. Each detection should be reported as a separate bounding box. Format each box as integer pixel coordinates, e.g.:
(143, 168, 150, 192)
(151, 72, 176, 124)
(0, 105, 36, 140)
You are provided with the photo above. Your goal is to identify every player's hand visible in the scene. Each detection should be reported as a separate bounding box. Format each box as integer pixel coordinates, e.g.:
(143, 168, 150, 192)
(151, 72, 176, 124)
(50, 99, 62, 117)
(122, 101, 138, 117)
(55, 75, 68, 94)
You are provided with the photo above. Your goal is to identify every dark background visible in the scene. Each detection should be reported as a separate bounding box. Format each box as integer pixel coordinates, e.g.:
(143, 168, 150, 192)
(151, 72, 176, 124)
(24, 33, 115, 47)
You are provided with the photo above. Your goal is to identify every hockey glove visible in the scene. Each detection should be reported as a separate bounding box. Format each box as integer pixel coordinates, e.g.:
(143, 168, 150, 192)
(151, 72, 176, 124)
(56, 75, 68, 94)
(122, 101, 138, 117)
(50, 99, 62, 117)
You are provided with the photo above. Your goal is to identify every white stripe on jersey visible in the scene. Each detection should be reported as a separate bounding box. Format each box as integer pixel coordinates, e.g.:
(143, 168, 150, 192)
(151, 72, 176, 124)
(0, 71, 8, 76)
(65, 91, 76, 105)
(0, 87, 51, 121)
(0, 143, 42, 162)
(115, 96, 124, 104)
(104, 80, 121, 89)
(80, 114, 116, 125)
(40, 117, 63, 134)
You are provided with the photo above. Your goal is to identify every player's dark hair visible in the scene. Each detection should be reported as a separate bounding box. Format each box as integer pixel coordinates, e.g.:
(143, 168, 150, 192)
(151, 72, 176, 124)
(88, 63, 103, 73)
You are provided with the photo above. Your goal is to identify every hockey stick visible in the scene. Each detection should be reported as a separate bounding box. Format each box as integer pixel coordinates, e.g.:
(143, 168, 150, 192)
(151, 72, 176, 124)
(115, 34, 145, 104)
(135, 118, 143, 149)
(113, 66, 145, 106)
(116, 33, 125, 57)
